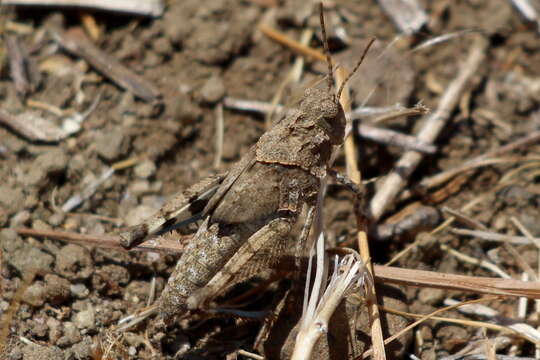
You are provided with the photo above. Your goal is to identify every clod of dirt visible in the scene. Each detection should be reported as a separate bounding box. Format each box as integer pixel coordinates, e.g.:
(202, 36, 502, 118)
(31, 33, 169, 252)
(43, 274, 71, 305)
(23, 281, 46, 307)
(54, 244, 94, 280)
(28, 318, 48, 338)
(199, 74, 226, 104)
(1, 229, 54, 274)
(73, 307, 96, 331)
(94, 128, 131, 161)
(68, 338, 93, 359)
(21, 148, 68, 187)
(0, 185, 24, 214)
(163, 0, 260, 64)
(56, 322, 82, 347)
(91, 264, 130, 296)
(21, 344, 64, 360)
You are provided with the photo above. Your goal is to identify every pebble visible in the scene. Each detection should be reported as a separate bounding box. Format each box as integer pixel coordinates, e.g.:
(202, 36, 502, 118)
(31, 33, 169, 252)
(94, 128, 130, 161)
(134, 160, 156, 179)
(153, 36, 172, 54)
(418, 287, 445, 305)
(70, 283, 90, 299)
(10, 210, 30, 227)
(199, 74, 226, 104)
(22, 148, 68, 187)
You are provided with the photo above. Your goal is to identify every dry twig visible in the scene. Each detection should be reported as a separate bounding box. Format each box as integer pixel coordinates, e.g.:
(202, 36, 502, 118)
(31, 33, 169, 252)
(369, 36, 488, 220)
(52, 28, 159, 101)
(2, 0, 165, 17)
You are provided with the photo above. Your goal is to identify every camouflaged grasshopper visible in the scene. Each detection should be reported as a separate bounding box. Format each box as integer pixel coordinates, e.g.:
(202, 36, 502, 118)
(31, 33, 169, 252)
(120, 4, 372, 321)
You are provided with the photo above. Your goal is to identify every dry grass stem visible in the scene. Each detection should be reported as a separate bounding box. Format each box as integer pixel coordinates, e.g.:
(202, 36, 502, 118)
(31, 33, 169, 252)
(292, 253, 366, 360)
(400, 131, 540, 201)
(214, 103, 224, 169)
(381, 300, 540, 347)
(357, 123, 436, 154)
(258, 23, 327, 63)
(442, 206, 488, 230)
(52, 28, 159, 101)
(369, 36, 488, 220)
(2, 0, 165, 17)
(14, 228, 540, 300)
(373, 265, 540, 298)
(503, 243, 538, 281)
(440, 243, 511, 279)
(451, 228, 540, 246)
(363, 296, 500, 358)
(6, 34, 37, 96)
(336, 66, 387, 360)
(61, 156, 138, 212)
(511, 0, 540, 31)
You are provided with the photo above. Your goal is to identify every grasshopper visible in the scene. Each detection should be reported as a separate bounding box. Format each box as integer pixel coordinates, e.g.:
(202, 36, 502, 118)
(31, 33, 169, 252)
(120, 4, 373, 321)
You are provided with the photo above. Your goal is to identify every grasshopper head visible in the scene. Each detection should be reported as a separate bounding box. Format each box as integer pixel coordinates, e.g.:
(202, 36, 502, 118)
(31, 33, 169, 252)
(300, 87, 345, 145)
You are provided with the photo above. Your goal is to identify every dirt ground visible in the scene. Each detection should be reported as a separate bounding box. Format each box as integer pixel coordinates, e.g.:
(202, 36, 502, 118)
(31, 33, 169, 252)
(1, 0, 540, 359)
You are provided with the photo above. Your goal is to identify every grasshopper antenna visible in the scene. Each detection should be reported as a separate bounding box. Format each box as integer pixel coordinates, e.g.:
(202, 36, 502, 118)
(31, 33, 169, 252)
(336, 37, 376, 103)
(319, 2, 334, 97)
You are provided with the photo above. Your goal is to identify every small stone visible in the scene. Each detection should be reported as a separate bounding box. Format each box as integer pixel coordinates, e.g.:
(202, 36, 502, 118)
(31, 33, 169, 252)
(129, 180, 151, 195)
(43, 274, 71, 305)
(134, 160, 156, 179)
(199, 74, 226, 104)
(129, 346, 137, 356)
(74, 308, 95, 330)
(55, 244, 93, 280)
(153, 37, 172, 54)
(418, 287, 445, 305)
(10, 210, 30, 227)
(23, 282, 46, 307)
(23, 148, 68, 187)
(94, 128, 130, 161)
(48, 212, 65, 227)
(70, 283, 89, 299)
